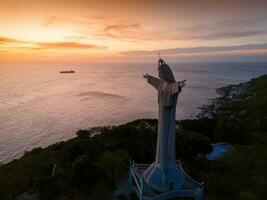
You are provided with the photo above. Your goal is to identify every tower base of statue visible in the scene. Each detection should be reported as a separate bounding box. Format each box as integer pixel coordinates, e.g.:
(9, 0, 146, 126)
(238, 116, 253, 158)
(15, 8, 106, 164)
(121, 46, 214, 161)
(143, 162, 185, 192)
(129, 160, 204, 200)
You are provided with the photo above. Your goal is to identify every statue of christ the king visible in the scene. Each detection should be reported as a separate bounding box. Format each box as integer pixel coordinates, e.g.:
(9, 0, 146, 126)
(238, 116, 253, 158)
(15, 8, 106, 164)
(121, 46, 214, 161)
(143, 58, 186, 192)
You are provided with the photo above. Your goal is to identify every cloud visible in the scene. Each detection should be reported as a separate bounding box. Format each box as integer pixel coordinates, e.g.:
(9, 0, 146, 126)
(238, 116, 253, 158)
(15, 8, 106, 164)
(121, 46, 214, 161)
(175, 17, 267, 40)
(120, 43, 267, 56)
(187, 30, 267, 40)
(42, 15, 144, 41)
(0, 36, 106, 50)
(42, 15, 151, 42)
(215, 17, 267, 28)
(0, 37, 19, 44)
(100, 21, 267, 42)
(41, 14, 267, 43)
(9, 5, 20, 10)
(100, 23, 163, 41)
(37, 42, 105, 49)
(42, 15, 83, 27)
(42, 16, 58, 27)
(103, 24, 149, 41)
(103, 17, 267, 41)
(180, 18, 266, 32)
(42, 15, 114, 29)
(158, 30, 266, 41)
(104, 23, 140, 32)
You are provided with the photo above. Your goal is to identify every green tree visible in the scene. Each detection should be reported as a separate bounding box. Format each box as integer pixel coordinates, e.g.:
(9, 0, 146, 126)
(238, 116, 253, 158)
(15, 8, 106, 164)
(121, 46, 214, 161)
(96, 151, 126, 185)
(71, 155, 98, 190)
(214, 118, 250, 144)
(207, 144, 267, 200)
(176, 130, 212, 160)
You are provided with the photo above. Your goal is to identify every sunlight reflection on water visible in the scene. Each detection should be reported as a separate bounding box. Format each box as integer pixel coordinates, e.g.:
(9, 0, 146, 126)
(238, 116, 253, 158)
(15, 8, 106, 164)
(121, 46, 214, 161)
(0, 62, 266, 163)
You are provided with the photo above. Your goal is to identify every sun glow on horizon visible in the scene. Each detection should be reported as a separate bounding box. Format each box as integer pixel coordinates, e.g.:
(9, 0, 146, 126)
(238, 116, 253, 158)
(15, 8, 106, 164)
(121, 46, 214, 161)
(1, 0, 267, 62)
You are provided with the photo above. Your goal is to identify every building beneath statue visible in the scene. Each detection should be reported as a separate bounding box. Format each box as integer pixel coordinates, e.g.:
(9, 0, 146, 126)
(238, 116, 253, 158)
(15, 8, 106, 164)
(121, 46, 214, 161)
(128, 59, 204, 200)
(129, 160, 204, 200)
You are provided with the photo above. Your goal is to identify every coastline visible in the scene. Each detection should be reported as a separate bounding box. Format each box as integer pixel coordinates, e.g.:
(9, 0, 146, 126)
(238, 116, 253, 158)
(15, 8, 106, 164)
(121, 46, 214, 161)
(0, 75, 263, 166)
(1, 62, 267, 164)
(197, 77, 256, 119)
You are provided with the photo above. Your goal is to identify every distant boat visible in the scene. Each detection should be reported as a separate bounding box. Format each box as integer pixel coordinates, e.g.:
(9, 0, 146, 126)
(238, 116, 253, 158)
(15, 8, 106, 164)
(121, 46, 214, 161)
(60, 70, 75, 73)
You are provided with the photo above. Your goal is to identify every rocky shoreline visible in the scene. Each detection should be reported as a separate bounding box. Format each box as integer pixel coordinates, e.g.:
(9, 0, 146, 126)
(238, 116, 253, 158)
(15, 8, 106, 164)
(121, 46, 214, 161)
(197, 78, 256, 119)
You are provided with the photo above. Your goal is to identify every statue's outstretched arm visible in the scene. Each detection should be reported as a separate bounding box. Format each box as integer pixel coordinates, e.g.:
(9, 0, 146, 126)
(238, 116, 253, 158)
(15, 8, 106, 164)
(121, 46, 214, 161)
(143, 73, 162, 90)
(171, 80, 186, 95)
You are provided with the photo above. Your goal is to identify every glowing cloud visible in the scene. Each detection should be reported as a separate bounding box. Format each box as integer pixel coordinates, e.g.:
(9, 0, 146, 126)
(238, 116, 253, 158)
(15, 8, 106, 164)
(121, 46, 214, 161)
(1, 0, 267, 62)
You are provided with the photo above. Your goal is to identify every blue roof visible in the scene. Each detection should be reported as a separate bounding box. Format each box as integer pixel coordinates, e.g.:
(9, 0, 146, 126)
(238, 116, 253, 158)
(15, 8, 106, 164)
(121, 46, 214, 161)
(207, 143, 232, 160)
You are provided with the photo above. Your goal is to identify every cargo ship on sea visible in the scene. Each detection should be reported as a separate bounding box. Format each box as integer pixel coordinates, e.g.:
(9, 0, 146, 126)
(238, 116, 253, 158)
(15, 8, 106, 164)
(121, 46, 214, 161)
(60, 70, 75, 73)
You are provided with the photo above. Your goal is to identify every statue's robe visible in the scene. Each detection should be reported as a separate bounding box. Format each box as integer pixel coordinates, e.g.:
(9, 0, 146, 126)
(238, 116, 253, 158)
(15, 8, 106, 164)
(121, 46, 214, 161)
(143, 74, 184, 192)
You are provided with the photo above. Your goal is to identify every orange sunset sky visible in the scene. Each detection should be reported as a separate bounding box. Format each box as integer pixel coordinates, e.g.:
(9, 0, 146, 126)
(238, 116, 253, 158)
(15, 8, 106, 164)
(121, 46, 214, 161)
(0, 0, 267, 62)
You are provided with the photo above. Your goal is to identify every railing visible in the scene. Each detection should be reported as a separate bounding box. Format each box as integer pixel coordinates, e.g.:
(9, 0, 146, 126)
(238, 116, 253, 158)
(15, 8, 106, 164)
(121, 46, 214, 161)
(129, 163, 144, 200)
(51, 163, 64, 177)
(129, 160, 204, 200)
(148, 189, 203, 200)
(176, 160, 204, 188)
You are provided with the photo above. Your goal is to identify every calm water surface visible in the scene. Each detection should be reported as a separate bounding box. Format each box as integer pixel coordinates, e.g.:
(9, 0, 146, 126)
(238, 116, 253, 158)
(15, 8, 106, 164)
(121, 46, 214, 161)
(0, 62, 267, 163)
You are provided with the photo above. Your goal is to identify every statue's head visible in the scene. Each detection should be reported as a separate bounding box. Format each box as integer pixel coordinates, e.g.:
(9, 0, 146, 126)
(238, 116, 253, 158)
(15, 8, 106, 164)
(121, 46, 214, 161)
(158, 59, 176, 83)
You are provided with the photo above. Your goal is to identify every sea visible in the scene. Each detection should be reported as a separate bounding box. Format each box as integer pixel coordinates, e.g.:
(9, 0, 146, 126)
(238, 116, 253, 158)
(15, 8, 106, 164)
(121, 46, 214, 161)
(0, 62, 267, 163)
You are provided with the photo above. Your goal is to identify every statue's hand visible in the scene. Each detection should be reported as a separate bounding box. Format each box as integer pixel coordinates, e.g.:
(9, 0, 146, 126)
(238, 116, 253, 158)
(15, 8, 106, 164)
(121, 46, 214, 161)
(178, 80, 186, 88)
(143, 73, 148, 79)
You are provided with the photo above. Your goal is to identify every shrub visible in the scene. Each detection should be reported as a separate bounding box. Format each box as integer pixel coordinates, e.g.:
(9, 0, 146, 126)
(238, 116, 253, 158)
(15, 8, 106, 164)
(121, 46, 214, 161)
(214, 118, 250, 144)
(71, 155, 98, 190)
(176, 130, 212, 160)
(76, 129, 92, 138)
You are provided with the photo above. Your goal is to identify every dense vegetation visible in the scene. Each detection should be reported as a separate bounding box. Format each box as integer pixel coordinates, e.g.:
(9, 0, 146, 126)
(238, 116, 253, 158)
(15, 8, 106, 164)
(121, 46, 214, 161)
(180, 75, 267, 200)
(0, 74, 266, 200)
(204, 75, 267, 200)
(0, 120, 211, 200)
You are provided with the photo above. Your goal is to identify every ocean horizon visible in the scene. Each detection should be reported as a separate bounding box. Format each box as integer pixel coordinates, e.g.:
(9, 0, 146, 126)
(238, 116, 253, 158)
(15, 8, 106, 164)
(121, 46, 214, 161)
(1, 62, 267, 164)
